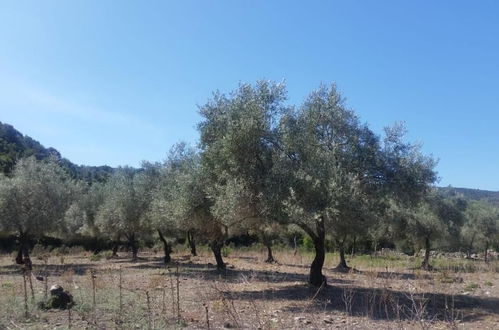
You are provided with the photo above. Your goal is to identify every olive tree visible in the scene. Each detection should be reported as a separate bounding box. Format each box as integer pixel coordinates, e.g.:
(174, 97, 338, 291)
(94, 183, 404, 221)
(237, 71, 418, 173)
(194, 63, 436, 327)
(254, 222, 283, 263)
(196, 81, 436, 286)
(395, 192, 465, 269)
(178, 157, 229, 269)
(149, 143, 198, 263)
(275, 85, 387, 283)
(463, 200, 499, 262)
(151, 143, 230, 268)
(65, 182, 105, 235)
(95, 167, 154, 259)
(0, 157, 78, 267)
(198, 81, 288, 268)
(282, 87, 438, 283)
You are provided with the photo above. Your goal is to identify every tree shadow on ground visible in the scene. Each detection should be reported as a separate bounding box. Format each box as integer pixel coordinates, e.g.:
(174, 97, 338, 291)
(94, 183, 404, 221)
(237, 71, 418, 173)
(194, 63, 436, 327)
(233, 256, 258, 261)
(353, 269, 434, 281)
(279, 262, 311, 270)
(0, 262, 95, 276)
(127, 259, 355, 285)
(116, 256, 436, 283)
(226, 283, 498, 322)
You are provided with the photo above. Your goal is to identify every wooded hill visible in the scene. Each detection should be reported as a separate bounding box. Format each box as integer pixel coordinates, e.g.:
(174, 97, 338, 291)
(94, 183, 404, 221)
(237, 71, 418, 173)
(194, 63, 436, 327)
(438, 187, 499, 207)
(0, 121, 114, 183)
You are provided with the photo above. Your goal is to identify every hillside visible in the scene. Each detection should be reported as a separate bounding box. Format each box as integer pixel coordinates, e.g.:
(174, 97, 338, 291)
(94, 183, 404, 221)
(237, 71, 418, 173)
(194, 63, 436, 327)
(0, 121, 114, 183)
(438, 186, 499, 207)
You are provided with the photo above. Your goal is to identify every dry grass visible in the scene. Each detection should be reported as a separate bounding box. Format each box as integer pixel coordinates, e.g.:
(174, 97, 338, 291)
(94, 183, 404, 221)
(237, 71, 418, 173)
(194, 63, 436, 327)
(0, 247, 498, 329)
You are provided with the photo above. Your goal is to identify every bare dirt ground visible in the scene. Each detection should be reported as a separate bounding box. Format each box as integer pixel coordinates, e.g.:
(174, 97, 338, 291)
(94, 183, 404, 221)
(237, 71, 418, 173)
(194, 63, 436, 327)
(0, 248, 498, 329)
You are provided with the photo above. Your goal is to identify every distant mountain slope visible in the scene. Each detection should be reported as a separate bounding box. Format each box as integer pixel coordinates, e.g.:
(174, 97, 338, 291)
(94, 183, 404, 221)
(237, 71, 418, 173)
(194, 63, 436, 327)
(438, 186, 499, 207)
(0, 122, 59, 173)
(0, 121, 114, 183)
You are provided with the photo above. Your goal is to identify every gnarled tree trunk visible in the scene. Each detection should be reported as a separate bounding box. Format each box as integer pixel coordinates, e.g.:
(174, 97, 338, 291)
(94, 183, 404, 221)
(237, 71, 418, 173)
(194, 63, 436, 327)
(264, 242, 275, 263)
(187, 230, 197, 256)
(112, 234, 121, 257)
(307, 219, 326, 287)
(157, 229, 172, 264)
(127, 234, 139, 260)
(16, 232, 32, 271)
(338, 244, 349, 270)
(210, 240, 226, 270)
(421, 236, 432, 270)
(350, 236, 356, 258)
(131, 244, 139, 260)
(112, 242, 120, 257)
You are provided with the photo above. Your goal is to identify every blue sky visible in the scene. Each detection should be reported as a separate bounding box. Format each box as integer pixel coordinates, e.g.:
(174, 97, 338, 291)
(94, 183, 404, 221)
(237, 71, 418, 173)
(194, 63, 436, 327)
(0, 1, 498, 190)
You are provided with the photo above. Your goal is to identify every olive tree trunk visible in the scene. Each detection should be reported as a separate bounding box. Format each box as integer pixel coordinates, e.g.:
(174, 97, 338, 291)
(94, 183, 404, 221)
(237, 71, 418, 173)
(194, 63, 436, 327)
(350, 236, 356, 258)
(15, 232, 32, 270)
(157, 229, 172, 264)
(187, 230, 197, 256)
(127, 234, 139, 260)
(305, 218, 326, 287)
(421, 236, 432, 270)
(112, 242, 120, 257)
(338, 245, 349, 269)
(264, 242, 275, 263)
(210, 240, 226, 270)
(112, 235, 121, 257)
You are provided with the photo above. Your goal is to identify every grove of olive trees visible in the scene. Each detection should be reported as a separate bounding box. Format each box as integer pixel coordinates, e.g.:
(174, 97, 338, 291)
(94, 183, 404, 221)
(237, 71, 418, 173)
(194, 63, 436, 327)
(0, 81, 497, 288)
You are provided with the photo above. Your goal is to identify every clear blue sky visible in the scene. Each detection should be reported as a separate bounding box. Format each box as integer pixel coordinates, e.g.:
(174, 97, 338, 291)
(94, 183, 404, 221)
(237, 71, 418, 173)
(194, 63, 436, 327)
(0, 1, 498, 190)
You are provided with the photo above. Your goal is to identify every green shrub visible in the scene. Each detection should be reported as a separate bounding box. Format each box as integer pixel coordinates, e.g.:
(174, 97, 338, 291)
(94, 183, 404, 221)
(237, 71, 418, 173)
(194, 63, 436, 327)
(89, 254, 102, 262)
(465, 283, 479, 291)
(437, 273, 457, 284)
(302, 235, 314, 252)
(222, 242, 235, 257)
